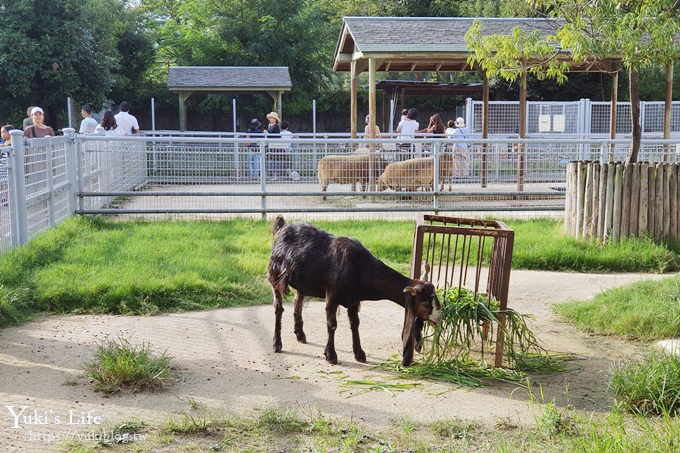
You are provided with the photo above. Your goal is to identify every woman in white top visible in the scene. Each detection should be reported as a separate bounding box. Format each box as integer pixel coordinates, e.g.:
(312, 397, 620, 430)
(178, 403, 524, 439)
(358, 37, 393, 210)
(95, 111, 124, 136)
(450, 117, 471, 177)
(396, 108, 420, 159)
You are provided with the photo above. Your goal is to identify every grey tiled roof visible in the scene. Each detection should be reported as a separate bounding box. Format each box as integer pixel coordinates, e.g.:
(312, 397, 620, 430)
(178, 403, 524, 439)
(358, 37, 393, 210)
(167, 66, 292, 90)
(343, 17, 562, 53)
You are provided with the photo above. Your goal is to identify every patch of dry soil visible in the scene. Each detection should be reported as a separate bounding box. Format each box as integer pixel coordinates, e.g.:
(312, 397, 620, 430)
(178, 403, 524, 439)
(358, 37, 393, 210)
(0, 270, 671, 451)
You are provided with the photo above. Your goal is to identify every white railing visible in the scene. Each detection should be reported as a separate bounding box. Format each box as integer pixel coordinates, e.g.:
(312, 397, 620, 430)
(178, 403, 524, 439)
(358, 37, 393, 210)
(3, 128, 680, 254)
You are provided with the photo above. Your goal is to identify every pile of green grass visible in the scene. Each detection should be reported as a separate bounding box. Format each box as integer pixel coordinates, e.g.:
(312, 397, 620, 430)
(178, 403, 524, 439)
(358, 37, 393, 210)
(82, 337, 173, 394)
(0, 216, 678, 328)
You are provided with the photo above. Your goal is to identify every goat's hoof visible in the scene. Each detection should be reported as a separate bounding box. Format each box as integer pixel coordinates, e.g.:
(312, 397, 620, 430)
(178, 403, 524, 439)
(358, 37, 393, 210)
(295, 330, 307, 343)
(324, 348, 338, 364)
(415, 342, 422, 353)
(273, 339, 282, 353)
(354, 349, 366, 363)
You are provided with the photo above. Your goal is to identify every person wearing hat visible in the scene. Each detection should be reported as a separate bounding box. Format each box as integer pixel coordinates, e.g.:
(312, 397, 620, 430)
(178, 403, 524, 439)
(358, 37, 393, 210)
(264, 111, 283, 179)
(451, 117, 471, 178)
(246, 118, 263, 178)
(24, 107, 55, 138)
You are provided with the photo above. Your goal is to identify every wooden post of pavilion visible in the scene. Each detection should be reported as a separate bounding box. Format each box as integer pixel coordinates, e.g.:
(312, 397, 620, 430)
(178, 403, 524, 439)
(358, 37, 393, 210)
(664, 62, 674, 160)
(517, 68, 527, 191)
(610, 71, 618, 162)
(350, 60, 359, 138)
(178, 92, 191, 132)
(482, 72, 489, 188)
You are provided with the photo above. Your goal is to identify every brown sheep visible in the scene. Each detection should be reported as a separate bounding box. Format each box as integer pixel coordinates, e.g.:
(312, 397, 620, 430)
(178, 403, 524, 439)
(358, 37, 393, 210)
(317, 148, 388, 200)
(378, 154, 455, 192)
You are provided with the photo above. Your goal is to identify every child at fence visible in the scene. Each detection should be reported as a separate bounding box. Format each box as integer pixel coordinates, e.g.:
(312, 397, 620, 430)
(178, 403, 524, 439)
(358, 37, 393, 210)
(264, 112, 285, 180)
(246, 118, 263, 178)
(280, 122, 300, 180)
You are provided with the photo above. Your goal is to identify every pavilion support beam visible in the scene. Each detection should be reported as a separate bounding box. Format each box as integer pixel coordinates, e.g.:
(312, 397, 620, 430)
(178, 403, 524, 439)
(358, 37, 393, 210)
(664, 62, 674, 160)
(610, 71, 618, 162)
(368, 58, 377, 139)
(350, 60, 358, 138)
(178, 91, 192, 132)
(482, 72, 489, 188)
(278, 91, 283, 122)
(517, 69, 527, 192)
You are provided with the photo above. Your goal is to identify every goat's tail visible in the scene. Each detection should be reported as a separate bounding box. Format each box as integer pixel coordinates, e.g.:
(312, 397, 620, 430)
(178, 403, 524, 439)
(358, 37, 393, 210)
(272, 215, 286, 236)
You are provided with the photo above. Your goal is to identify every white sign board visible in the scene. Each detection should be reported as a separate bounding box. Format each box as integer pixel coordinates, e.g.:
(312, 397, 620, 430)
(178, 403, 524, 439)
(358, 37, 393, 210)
(553, 114, 566, 132)
(538, 114, 551, 132)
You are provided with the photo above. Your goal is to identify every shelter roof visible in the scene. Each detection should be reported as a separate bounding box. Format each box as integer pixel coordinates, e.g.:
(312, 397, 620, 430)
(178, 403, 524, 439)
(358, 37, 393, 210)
(167, 66, 292, 92)
(333, 17, 621, 73)
(372, 80, 484, 95)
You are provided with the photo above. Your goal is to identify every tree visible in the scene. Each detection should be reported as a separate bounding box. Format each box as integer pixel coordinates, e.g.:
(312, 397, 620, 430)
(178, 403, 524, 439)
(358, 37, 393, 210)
(466, 0, 680, 162)
(0, 0, 153, 127)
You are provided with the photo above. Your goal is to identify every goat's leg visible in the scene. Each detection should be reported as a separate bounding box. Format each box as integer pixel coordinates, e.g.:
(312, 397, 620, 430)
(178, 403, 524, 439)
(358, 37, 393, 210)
(293, 291, 306, 343)
(272, 288, 284, 353)
(347, 305, 366, 362)
(324, 299, 339, 364)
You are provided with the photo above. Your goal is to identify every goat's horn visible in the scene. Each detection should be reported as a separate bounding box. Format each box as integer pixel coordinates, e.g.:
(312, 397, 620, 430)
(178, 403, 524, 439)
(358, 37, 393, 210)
(414, 284, 424, 294)
(423, 262, 431, 282)
(403, 286, 417, 296)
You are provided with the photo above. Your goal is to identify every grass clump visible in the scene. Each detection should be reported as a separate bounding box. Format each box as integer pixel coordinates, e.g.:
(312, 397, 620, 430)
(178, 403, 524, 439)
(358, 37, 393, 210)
(556, 276, 680, 340)
(609, 351, 680, 416)
(82, 337, 173, 394)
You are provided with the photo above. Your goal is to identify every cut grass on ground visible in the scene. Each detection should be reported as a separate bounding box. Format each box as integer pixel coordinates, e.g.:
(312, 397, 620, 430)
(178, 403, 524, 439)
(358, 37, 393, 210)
(1, 216, 678, 327)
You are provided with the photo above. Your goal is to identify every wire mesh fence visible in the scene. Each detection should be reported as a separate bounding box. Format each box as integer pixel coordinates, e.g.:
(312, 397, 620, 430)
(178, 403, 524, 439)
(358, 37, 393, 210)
(3, 129, 680, 255)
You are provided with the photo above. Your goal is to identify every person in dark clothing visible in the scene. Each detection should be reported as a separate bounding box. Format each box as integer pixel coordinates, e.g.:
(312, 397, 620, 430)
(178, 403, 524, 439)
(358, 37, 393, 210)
(246, 118, 263, 178)
(264, 111, 283, 179)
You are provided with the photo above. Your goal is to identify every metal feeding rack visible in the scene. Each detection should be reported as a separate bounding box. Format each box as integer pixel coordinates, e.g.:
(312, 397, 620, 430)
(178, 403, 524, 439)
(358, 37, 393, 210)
(410, 214, 515, 367)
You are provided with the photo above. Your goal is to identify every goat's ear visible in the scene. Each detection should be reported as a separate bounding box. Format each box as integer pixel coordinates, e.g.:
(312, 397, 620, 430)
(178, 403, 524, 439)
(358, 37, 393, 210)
(401, 299, 416, 366)
(403, 286, 417, 296)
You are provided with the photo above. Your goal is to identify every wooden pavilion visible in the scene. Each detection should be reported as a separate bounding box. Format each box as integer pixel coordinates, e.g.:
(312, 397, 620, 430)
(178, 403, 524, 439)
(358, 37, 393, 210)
(332, 17, 646, 187)
(167, 66, 292, 131)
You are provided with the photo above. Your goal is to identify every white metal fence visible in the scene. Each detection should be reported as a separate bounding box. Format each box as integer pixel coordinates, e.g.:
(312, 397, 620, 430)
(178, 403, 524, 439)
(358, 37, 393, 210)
(468, 99, 680, 137)
(3, 128, 680, 255)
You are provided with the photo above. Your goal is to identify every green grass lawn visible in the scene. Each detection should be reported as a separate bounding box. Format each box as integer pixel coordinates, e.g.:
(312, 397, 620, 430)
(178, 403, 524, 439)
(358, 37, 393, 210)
(1, 215, 679, 328)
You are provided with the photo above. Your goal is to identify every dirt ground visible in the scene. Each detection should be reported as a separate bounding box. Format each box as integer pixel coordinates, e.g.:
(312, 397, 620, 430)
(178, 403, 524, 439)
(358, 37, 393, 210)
(0, 270, 671, 452)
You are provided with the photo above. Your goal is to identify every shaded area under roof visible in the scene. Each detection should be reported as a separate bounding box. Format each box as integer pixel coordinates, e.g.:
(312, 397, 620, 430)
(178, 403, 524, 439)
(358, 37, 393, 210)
(372, 80, 484, 96)
(168, 66, 292, 91)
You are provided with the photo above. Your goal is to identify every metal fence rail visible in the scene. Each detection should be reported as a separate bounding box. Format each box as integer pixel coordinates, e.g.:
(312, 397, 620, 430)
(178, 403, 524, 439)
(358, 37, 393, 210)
(3, 129, 680, 254)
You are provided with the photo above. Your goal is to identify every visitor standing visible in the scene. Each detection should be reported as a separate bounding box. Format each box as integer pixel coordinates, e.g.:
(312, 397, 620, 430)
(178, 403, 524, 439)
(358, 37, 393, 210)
(24, 107, 55, 138)
(418, 114, 446, 135)
(280, 121, 299, 180)
(246, 118, 263, 178)
(396, 108, 419, 160)
(451, 117, 471, 177)
(79, 105, 98, 134)
(95, 111, 124, 136)
(114, 101, 140, 135)
(22, 106, 35, 129)
(264, 111, 283, 179)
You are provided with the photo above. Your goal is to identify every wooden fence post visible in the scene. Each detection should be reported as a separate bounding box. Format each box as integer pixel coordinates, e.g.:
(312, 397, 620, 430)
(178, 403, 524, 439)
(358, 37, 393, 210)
(604, 162, 615, 242)
(598, 163, 608, 241)
(583, 163, 593, 239)
(591, 163, 600, 239)
(612, 163, 623, 242)
(629, 163, 639, 237)
(654, 164, 664, 241)
(621, 163, 632, 238)
(639, 162, 649, 236)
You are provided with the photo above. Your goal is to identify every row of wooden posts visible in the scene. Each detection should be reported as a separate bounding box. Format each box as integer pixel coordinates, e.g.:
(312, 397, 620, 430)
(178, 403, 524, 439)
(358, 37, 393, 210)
(565, 161, 680, 242)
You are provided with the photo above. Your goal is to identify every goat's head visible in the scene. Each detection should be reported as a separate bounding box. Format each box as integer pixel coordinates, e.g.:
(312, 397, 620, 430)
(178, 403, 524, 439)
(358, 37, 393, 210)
(400, 265, 442, 366)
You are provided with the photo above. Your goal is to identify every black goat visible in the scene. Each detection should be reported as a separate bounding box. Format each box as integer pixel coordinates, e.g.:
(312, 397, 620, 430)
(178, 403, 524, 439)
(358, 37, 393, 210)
(268, 216, 441, 366)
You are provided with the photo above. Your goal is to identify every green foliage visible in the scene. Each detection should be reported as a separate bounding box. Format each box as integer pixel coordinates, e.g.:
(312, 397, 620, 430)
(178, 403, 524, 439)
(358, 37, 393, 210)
(0, 0, 154, 127)
(556, 276, 680, 340)
(609, 351, 680, 416)
(82, 337, 173, 393)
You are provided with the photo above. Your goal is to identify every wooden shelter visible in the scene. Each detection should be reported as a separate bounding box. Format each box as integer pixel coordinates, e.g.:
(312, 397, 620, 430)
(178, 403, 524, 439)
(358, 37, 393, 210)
(167, 66, 292, 131)
(332, 17, 635, 188)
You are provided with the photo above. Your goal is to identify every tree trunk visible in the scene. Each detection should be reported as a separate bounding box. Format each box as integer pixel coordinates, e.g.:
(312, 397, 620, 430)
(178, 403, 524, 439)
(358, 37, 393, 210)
(626, 67, 642, 164)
